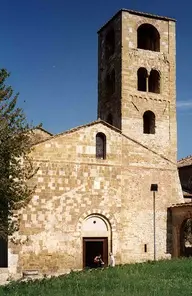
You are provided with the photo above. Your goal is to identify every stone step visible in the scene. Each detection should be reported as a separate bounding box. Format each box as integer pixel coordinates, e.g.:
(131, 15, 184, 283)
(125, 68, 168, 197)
(22, 270, 40, 280)
(0, 268, 8, 274)
(0, 268, 9, 285)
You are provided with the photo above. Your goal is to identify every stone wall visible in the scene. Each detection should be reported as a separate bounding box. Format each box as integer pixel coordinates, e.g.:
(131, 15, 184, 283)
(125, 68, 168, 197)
(121, 12, 176, 162)
(29, 128, 53, 145)
(98, 13, 122, 130)
(6, 9, 184, 276)
(8, 121, 183, 274)
(98, 10, 177, 162)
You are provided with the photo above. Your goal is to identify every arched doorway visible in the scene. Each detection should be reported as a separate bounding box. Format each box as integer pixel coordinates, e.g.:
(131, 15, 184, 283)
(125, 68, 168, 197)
(180, 218, 192, 257)
(169, 203, 192, 257)
(82, 215, 111, 268)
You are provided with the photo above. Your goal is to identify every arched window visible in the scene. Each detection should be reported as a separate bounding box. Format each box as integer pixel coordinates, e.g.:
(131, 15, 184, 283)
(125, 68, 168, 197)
(148, 70, 160, 94)
(96, 133, 106, 159)
(137, 68, 148, 91)
(105, 29, 115, 60)
(137, 24, 160, 52)
(106, 113, 113, 125)
(143, 111, 155, 134)
(105, 70, 115, 96)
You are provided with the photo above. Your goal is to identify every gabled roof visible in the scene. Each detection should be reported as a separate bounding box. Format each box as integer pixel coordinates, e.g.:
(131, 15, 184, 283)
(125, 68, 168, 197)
(98, 9, 175, 33)
(34, 126, 53, 136)
(32, 119, 121, 146)
(53, 119, 121, 136)
(33, 119, 175, 165)
(169, 201, 192, 209)
(177, 155, 192, 168)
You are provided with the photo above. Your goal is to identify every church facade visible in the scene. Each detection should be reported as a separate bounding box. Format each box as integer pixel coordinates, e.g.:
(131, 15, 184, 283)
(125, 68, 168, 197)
(6, 9, 184, 276)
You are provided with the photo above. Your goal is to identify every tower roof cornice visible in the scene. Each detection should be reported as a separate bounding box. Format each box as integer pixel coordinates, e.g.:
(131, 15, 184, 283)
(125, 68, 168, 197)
(97, 9, 176, 34)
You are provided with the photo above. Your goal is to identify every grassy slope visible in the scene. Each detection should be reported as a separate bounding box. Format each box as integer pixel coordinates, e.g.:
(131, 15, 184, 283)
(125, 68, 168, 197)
(1, 259, 192, 296)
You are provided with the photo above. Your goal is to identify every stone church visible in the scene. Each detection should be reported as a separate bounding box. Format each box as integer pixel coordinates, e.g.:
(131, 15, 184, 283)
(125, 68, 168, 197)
(2, 9, 188, 276)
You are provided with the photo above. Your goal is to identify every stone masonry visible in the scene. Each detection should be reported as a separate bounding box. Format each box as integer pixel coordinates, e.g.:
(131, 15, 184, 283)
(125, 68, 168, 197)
(5, 9, 183, 278)
(98, 10, 177, 161)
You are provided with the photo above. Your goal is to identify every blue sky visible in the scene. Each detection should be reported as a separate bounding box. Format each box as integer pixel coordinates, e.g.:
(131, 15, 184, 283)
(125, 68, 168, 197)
(1, 0, 191, 159)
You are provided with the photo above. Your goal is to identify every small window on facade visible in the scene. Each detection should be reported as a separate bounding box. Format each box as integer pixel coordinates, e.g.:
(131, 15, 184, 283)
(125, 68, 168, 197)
(148, 70, 160, 94)
(107, 113, 113, 125)
(137, 24, 160, 52)
(137, 68, 148, 91)
(105, 29, 115, 60)
(96, 133, 106, 159)
(0, 237, 8, 267)
(143, 111, 155, 134)
(106, 70, 115, 96)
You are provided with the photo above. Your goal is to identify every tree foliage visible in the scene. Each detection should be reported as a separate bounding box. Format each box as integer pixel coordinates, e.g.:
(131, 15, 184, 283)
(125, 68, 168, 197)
(0, 69, 36, 239)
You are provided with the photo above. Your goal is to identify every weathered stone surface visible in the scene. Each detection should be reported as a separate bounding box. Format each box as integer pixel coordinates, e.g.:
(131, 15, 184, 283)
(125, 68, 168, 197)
(98, 10, 177, 162)
(6, 9, 183, 275)
(29, 127, 53, 145)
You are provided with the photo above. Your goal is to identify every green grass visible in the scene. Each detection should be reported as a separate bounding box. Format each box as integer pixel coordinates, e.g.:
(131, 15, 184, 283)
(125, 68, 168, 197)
(1, 258, 192, 296)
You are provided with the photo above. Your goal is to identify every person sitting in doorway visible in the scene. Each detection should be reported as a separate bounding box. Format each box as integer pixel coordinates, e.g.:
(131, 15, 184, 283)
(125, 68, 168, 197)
(94, 254, 104, 268)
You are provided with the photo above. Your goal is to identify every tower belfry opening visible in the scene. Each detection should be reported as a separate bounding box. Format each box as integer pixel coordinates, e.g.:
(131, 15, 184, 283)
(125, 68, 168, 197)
(149, 70, 160, 93)
(97, 9, 176, 160)
(137, 68, 148, 91)
(137, 23, 160, 52)
(143, 111, 155, 134)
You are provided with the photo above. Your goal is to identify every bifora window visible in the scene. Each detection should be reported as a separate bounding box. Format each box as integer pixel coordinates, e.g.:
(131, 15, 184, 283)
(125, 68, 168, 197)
(148, 70, 160, 93)
(137, 67, 148, 91)
(137, 24, 160, 52)
(143, 111, 155, 134)
(137, 68, 161, 94)
(96, 133, 106, 159)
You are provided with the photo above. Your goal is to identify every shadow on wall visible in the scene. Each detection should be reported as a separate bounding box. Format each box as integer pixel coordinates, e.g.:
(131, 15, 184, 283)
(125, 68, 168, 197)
(166, 208, 172, 255)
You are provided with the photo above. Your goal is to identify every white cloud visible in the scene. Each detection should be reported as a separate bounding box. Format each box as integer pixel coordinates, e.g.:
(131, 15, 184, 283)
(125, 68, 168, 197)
(177, 101, 192, 108)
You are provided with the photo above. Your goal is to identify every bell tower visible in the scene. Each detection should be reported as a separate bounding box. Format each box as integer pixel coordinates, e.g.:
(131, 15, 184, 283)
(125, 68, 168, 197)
(97, 9, 177, 161)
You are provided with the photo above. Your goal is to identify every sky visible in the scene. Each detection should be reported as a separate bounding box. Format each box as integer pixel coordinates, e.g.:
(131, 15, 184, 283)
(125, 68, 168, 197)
(0, 0, 192, 160)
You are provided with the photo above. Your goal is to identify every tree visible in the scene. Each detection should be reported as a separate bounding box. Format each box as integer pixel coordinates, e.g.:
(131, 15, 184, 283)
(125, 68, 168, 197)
(0, 69, 36, 240)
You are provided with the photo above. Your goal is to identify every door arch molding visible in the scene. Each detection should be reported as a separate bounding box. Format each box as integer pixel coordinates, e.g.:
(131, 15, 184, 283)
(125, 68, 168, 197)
(77, 210, 116, 232)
